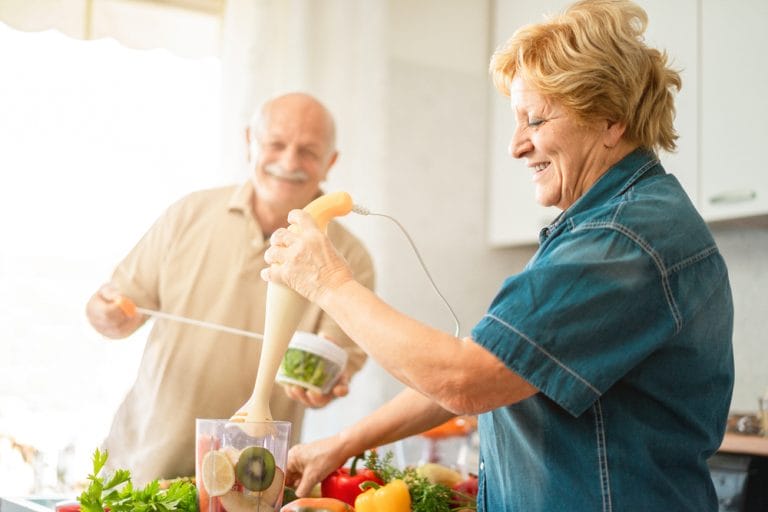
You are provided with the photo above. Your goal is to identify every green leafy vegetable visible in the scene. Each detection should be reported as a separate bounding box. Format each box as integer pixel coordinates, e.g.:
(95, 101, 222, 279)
(281, 348, 332, 387)
(78, 448, 198, 512)
(363, 451, 476, 512)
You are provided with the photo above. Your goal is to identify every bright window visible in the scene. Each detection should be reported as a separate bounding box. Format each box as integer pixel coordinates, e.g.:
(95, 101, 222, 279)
(0, 22, 221, 495)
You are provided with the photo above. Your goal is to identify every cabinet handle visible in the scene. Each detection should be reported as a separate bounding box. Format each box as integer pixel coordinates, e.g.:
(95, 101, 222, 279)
(708, 190, 757, 205)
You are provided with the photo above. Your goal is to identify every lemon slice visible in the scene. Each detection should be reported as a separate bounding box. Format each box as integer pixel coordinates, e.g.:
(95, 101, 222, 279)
(201, 449, 236, 497)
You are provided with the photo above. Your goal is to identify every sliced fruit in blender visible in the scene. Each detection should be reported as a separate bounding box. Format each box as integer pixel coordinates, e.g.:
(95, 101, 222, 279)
(236, 446, 276, 492)
(219, 490, 275, 512)
(201, 449, 236, 497)
(257, 467, 285, 505)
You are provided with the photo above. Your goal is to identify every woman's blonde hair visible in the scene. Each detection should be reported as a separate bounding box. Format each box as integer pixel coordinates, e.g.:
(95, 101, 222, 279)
(490, 0, 681, 153)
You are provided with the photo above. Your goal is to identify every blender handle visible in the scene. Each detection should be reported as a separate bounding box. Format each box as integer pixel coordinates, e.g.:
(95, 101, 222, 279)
(299, 191, 354, 233)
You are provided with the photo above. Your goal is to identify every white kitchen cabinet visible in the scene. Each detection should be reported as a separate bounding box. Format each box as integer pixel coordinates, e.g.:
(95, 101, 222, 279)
(487, 0, 698, 246)
(699, 0, 768, 221)
(487, 0, 767, 246)
(486, 0, 564, 246)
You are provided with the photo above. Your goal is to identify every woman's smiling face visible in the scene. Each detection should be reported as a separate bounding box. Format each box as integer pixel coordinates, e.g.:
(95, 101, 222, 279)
(507, 76, 618, 211)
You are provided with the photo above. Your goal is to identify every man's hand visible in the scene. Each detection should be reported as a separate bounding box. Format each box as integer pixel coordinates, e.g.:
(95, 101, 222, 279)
(281, 372, 350, 408)
(85, 283, 145, 338)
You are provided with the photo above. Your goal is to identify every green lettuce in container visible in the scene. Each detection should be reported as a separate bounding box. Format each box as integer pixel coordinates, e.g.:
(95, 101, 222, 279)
(277, 331, 348, 394)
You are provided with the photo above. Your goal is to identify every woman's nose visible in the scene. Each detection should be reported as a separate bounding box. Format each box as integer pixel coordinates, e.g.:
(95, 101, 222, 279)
(509, 128, 532, 159)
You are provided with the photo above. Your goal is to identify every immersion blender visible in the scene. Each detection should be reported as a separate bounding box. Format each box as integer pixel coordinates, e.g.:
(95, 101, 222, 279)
(230, 191, 355, 424)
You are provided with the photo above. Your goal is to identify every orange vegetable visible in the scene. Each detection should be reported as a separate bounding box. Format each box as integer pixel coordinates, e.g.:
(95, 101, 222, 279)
(420, 416, 477, 439)
(280, 497, 354, 512)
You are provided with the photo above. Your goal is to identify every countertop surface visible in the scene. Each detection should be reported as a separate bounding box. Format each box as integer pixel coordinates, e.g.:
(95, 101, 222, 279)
(719, 432, 768, 457)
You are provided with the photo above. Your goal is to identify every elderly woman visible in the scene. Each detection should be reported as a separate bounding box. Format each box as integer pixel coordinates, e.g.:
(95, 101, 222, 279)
(264, 0, 733, 510)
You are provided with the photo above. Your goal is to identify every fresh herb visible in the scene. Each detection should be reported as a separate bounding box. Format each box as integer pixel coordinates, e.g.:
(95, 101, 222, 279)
(363, 451, 476, 512)
(78, 448, 198, 512)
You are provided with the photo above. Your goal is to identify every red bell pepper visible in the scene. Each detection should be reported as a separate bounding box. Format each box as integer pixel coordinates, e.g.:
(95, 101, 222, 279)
(321, 453, 384, 506)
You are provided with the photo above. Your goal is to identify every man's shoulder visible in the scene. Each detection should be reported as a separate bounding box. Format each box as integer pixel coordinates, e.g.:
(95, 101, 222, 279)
(175, 184, 239, 207)
(163, 184, 240, 218)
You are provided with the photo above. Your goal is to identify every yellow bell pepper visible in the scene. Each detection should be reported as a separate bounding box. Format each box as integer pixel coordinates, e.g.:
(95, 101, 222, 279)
(354, 479, 411, 512)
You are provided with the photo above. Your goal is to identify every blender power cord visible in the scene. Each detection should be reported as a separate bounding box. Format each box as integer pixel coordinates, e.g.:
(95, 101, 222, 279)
(352, 204, 461, 338)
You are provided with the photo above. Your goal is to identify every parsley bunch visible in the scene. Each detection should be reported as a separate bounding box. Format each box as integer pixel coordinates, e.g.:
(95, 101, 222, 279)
(363, 450, 476, 512)
(78, 449, 198, 512)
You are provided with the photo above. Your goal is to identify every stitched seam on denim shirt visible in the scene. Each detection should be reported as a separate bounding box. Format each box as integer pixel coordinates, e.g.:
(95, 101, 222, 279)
(577, 221, 683, 332)
(616, 157, 659, 197)
(485, 313, 601, 396)
(594, 400, 613, 512)
(667, 245, 719, 274)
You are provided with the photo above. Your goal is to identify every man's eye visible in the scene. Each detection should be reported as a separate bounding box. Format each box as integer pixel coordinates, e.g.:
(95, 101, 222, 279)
(528, 118, 545, 127)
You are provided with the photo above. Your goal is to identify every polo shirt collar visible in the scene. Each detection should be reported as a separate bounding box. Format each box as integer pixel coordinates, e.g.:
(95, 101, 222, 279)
(227, 180, 255, 214)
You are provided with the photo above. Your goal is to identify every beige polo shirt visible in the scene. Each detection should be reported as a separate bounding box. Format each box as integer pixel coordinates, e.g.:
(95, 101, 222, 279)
(102, 182, 374, 485)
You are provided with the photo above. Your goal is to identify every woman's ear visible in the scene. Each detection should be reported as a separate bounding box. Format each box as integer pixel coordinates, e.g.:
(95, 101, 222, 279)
(603, 120, 627, 149)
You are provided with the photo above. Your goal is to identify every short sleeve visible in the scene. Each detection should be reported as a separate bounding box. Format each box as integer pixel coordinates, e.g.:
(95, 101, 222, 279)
(471, 227, 678, 417)
(110, 198, 185, 310)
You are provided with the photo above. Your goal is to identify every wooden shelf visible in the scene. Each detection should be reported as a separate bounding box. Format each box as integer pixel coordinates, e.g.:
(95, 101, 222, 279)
(719, 433, 768, 457)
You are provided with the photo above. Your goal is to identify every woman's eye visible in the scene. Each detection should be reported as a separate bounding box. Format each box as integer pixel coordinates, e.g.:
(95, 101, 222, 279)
(528, 118, 545, 127)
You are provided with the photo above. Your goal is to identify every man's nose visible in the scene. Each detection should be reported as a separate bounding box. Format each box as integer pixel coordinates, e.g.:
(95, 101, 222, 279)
(278, 146, 301, 171)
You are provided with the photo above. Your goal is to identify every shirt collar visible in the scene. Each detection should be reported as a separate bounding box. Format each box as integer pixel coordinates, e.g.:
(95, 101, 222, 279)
(540, 147, 661, 240)
(227, 180, 254, 214)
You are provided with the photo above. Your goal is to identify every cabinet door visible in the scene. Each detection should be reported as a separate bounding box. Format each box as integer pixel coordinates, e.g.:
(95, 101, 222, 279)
(487, 0, 698, 246)
(700, 0, 768, 220)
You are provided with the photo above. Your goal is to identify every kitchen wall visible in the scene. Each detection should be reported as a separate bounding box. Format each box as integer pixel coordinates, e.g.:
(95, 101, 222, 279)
(302, 0, 768, 441)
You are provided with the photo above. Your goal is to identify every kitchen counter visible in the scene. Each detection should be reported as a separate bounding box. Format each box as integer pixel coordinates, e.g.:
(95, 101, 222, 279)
(0, 497, 60, 512)
(719, 432, 768, 457)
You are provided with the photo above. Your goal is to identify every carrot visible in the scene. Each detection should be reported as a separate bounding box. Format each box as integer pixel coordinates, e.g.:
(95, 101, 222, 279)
(280, 497, 354, 512)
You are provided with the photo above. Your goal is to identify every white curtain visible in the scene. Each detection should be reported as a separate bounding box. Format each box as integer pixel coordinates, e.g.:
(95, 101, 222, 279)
(0, 0, 222, 57)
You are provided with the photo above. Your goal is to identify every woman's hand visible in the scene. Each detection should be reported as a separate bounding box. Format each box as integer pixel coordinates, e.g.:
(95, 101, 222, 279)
(261, 209, 354, 304)
(285, 435, 352, 498)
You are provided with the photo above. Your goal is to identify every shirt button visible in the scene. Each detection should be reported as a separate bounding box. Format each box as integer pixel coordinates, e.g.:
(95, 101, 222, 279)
(479, 461, 484, 471)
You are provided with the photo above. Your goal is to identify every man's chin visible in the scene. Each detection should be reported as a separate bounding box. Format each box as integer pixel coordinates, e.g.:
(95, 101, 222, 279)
(255, 184, 318, 212)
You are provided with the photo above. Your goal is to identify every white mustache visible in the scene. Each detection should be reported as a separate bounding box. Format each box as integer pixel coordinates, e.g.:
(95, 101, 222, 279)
(264, 163, 310, 183)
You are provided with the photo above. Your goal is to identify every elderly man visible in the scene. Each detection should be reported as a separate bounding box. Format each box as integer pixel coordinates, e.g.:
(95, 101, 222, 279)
(85, 92, 374, 484)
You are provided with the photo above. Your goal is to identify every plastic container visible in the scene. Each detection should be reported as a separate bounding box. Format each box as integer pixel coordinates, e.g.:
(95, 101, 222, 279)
(276, 331, 348, 394)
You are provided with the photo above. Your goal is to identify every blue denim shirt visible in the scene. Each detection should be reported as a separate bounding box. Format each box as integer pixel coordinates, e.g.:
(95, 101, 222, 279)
(471, 149, 734, 511)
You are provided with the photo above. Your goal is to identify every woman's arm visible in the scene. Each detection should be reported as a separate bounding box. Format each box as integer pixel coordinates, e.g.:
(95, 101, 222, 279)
(263, 210, 537, 414)
(286, 387, 456, 497)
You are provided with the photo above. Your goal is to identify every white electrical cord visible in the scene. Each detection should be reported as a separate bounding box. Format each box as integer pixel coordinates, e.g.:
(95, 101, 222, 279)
(135, 306, 264, 340)
(352, 204, 461, 338)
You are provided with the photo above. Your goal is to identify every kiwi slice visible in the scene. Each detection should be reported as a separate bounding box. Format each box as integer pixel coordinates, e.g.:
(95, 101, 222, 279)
(235, 446, 276, 491)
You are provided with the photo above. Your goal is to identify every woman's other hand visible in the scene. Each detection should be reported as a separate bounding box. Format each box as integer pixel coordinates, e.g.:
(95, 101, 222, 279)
(285, 435, 352, 498)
